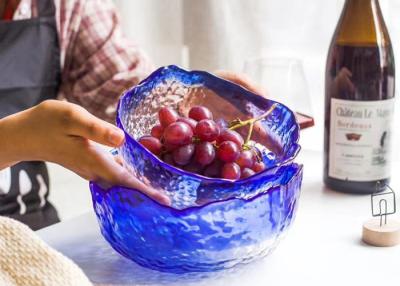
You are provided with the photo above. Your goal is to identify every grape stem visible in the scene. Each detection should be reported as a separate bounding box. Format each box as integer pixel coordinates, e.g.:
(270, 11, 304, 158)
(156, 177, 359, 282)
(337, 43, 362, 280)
(229, 103, 278, 144)
(245, 122, 254, 144)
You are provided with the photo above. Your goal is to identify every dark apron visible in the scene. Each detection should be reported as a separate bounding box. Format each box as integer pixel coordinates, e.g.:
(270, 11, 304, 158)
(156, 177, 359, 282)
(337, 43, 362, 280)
(0, 0, 61, 230)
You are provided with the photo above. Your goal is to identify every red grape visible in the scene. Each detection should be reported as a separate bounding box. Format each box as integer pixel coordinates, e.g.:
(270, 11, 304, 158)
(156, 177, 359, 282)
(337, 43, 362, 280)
(163, 122, 193, 146)
(194, 119, 220, 142)
(235, 150, 255, 169)
(221, 162, 241, 180)
(253, 161, 266, 172)
(195, 142, 215, 166)
(173, 144, 195, 166)
(158, 107, 179, 127)
(138, 136, 162, 155)
(150, 124, 164, 139)
(203, 160, 223, 178)
(217, 141, 240, 162)
(217, 129, 244, 147)
(164, 142, 179, 152)
(241, 168, 255, 179)
(188, 106, 213, 121)
(142, 105, 269, 180)
(163, 153, 175, 166)
(178, 117, 197, 130)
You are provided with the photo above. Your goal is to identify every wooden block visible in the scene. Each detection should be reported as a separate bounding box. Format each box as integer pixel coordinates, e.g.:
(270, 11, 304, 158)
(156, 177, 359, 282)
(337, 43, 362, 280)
(362, 218, 400, 247)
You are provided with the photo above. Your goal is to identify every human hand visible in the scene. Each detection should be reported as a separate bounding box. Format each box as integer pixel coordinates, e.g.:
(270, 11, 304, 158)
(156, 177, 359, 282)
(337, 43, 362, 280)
(0, 100, 170, 205)
(214, 70, 267, 96)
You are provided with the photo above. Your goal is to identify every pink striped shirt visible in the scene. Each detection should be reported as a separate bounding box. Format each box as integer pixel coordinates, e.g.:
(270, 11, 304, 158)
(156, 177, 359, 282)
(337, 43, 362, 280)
(13, 0, 153, 122)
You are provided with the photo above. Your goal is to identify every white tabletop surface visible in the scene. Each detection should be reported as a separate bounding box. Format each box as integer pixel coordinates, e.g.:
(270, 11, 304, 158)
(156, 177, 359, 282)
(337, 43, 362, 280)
(37, 149, 400, 286)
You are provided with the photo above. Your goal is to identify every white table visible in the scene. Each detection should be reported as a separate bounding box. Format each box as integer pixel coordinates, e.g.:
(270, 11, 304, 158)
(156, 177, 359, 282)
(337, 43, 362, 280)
(37, 150, 400, 286)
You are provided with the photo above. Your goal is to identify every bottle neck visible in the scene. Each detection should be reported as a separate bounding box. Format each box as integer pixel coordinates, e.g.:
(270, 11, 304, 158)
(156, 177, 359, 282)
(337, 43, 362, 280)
(344, 0, 379, 15)
(345, 0, 377, 6)
(336, 0, 389, 46)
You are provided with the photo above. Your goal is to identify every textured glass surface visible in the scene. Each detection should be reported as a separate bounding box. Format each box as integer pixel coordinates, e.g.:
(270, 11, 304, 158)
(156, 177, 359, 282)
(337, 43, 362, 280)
(90, 163, 303, 274)
(116, 65, 301, 208)
(90, 66, 303, 273)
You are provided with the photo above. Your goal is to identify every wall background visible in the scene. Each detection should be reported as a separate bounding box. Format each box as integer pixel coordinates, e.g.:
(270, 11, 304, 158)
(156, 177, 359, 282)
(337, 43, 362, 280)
(114, 0, 400, 153)
(114, 0, 400, 70)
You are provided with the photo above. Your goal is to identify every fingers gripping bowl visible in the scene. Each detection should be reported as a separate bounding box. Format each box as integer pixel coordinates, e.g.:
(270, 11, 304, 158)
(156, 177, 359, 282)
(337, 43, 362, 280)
(90, 66, 303, 273)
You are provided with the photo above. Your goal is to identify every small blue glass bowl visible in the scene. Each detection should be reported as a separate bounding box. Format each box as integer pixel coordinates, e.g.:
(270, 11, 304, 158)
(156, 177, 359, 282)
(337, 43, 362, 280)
(116, 65, 301, 209)
(90, 163, 302, 274)
(90, 66, 303, 273)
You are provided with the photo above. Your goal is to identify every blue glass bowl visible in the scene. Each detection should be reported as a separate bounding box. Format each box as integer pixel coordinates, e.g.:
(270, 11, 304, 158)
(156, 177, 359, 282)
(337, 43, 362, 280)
(90, 163, 303, 274)
(90, 66, 303, 273)
(116, 65, 301, 209)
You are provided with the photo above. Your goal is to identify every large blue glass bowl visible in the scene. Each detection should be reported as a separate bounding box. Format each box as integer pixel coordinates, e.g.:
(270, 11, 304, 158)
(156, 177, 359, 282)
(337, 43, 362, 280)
(90, 66, 303, 273)
(90, 163, 303, 274)
(116, 65, 301, 209)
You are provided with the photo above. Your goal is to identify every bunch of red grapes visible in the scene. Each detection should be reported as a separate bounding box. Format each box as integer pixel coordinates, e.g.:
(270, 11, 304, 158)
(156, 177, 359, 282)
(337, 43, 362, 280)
(138, 106, 266, 180)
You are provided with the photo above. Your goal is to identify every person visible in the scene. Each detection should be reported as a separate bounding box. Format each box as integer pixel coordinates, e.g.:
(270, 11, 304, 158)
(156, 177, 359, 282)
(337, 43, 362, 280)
(0, 0, 161, 230)
(0, 0, 261, 230)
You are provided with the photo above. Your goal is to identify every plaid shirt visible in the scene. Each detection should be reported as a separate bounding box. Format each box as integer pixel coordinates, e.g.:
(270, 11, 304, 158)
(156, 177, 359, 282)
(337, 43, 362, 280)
(13, 0, 153, 122)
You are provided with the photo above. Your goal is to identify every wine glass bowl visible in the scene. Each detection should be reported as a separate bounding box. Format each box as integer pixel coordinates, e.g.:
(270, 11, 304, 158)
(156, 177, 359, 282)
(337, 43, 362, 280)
(90, 65, 303, 273)
(243, 57, 314, 129)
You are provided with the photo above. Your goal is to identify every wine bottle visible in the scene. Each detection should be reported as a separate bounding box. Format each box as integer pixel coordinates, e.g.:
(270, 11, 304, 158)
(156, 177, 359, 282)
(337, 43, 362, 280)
(324, 0, 395, 194)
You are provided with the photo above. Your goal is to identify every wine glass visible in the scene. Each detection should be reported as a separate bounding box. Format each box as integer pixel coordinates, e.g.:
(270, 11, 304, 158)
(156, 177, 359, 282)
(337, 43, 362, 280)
(243, 57, 314, 129)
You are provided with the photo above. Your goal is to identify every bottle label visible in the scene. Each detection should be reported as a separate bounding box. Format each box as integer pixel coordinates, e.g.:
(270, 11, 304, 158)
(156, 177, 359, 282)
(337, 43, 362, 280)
(329, 98, 394, 181)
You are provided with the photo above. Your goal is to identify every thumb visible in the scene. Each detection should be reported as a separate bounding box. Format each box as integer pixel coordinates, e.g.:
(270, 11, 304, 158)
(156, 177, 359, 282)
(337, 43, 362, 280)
(64, 105, 125, 147)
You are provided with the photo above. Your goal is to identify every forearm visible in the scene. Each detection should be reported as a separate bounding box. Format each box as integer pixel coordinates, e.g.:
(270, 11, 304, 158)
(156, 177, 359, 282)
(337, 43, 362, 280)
(0, 114, 24, 169)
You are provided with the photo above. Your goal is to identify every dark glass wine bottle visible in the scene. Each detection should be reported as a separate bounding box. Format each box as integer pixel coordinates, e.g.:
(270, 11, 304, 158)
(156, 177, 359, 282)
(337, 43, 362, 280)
(324, 0, 395, 194)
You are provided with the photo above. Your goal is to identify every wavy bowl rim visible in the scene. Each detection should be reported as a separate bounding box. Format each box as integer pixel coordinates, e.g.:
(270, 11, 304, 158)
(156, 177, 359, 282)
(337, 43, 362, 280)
(116, 65, 301, 184)
(90, 164, 303, 212)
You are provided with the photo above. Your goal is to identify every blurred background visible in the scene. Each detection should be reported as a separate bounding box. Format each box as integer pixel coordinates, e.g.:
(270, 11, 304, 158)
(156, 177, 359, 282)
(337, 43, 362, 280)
(49, 0, 400, 220)
(114, 0, 400, 151)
